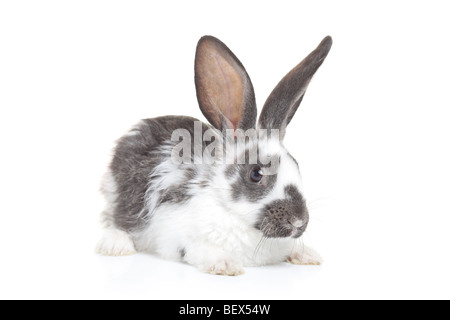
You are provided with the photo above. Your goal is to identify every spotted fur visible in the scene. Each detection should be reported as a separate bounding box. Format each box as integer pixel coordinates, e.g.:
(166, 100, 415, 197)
(97, 36, 332, 275)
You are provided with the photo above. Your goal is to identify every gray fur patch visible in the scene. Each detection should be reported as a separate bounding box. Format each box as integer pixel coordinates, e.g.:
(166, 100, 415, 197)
(225, 165, 238, 179)
(254, 184, 309, 238)
(198, 180, 209, 188)
(230, 146, 279, 202)
(184, 166, 197, 180)
(258, 36, 332, 140)
(178, 247, 186, 259)
(230, 164, 277, 202)
(159, 184, 191, 205)
(109, 116, 211, 232)
(159, 164, 199, 205)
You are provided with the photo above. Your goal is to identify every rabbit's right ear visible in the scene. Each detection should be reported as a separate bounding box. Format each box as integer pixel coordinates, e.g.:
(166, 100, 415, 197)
(195, 36, 257, 132)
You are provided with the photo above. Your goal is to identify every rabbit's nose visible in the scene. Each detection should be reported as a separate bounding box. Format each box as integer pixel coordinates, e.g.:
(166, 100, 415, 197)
(290, 219, 305, 228)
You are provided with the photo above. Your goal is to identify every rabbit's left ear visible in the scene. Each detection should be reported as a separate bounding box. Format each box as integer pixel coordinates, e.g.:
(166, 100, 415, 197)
(258, 36, 332, 139)
(195, 36, 257, 132)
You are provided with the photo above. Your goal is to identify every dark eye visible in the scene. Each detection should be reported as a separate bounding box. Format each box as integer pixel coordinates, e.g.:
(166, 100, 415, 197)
(250, 166, 263, 183)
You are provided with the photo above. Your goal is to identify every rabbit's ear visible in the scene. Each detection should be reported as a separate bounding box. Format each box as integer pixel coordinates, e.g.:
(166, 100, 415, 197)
(258, 36, 332, 139)
(195, 36, 257, 131)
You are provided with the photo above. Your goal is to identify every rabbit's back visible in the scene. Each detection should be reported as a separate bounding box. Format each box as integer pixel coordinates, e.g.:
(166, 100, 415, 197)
(102, 116, 210, 232)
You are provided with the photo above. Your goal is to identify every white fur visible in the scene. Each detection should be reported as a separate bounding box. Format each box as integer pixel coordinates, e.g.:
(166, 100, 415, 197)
(141, 153, 187, 219)
(268, 145, 304, 195)
(100, 170, 118, 211)
(96, 227, 136, 256)
(251, 142, 305, 208)
(99, 170, 118, 228)
(133, 194, 296, 268)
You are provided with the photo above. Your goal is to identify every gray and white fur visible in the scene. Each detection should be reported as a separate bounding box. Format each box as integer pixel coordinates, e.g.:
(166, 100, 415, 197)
(97, 36, 332, 275)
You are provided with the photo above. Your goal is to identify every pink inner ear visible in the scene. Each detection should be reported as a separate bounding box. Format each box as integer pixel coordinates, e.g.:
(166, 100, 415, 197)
(212, 53, 242, 129)
(196, 40, 244, 131)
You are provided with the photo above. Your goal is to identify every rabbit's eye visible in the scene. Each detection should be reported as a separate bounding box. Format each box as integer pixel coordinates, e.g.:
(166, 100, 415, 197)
(250, 166, 263, 183)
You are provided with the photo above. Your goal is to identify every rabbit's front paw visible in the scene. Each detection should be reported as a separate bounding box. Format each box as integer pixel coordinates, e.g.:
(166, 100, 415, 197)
(96, 227, 136, 256)
(200, 257, 245, 276)
(287, 246, 323, 265)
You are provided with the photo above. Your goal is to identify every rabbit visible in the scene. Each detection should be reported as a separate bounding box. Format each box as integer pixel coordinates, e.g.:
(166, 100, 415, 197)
(96, 35, 332, 276)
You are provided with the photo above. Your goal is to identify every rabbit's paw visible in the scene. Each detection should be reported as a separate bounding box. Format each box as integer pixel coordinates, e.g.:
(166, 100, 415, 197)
(96, 227, 137, 256)
(287, 246, 323, 265)
(200, 258, 245, 276)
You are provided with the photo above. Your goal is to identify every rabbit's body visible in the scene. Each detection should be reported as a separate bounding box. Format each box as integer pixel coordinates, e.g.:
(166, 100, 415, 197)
(97, 36, 332, 275)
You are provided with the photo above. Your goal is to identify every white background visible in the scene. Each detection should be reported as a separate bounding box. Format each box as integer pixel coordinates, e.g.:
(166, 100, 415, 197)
(1, 1, 449, 300)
